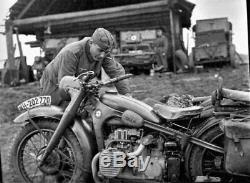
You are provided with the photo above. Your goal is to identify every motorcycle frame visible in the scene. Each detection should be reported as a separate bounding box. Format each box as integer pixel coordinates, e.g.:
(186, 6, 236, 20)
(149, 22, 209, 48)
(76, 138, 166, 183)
(91, 97, 224, 153)
(14, 94, 224, 156)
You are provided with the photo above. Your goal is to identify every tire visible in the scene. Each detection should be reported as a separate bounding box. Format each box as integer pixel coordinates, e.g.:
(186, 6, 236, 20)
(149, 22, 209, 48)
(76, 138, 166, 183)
(9, 119, 90, 183)
(229, 44, 236, 68)
(188, 124, 249, 183)
(188, 125, 228, 182)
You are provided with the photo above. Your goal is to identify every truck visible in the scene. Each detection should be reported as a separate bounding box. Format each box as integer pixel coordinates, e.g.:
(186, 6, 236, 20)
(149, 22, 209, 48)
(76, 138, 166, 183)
(192, 17, 236, 67)
(113, 30, 157, 74)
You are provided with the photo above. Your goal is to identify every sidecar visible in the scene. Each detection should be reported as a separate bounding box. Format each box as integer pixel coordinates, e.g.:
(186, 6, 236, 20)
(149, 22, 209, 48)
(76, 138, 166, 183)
(220, 117, 250, 177)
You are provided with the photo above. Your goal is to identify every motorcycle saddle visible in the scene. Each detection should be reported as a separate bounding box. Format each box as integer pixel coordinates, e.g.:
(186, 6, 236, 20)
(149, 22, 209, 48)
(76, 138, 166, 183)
(153, 104, 203, 120)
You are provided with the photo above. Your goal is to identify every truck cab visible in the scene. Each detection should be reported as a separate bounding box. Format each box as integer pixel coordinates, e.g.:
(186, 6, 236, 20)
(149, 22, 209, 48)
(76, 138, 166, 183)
(113, 30, 157, 74)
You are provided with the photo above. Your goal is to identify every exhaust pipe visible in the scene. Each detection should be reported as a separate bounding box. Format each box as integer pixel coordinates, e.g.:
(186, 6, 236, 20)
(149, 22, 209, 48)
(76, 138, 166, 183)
(127, 134, 153, 157)
(91, 153, 103, 183)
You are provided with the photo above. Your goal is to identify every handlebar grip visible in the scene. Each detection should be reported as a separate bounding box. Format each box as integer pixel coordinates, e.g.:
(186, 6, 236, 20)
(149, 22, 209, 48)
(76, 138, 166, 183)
(103, 74, 133, 85)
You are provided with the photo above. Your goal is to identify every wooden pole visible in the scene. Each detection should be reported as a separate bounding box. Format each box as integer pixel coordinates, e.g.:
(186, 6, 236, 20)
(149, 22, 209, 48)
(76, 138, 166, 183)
(186, 31, 189, 55)
(14, 27, 23, 57)
(3, 20, 18, 85)
(5, 20, 15, 70)
(2, 20, 18, 85)
(14, 27, 29, 82)
(169, 9, 176, 73)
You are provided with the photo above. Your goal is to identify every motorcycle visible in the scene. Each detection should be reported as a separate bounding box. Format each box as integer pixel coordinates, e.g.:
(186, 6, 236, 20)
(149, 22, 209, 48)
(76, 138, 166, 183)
(10, 71, 250, 183)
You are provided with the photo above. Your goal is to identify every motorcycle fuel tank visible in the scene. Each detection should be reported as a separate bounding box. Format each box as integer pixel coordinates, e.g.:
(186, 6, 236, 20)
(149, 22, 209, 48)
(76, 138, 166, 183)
(100, 92, 160, 123)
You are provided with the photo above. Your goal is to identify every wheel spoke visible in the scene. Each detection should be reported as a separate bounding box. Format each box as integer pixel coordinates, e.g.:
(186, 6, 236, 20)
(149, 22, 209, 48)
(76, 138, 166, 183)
(32, 166, 39, 181)
(29, 138, 39, 154)
(58, 170, 72, 182)
(206, 150, 217, 158)
(40, 173, 46, 183)
(23, 148, 36, 159)
(55, 149, 75, 165)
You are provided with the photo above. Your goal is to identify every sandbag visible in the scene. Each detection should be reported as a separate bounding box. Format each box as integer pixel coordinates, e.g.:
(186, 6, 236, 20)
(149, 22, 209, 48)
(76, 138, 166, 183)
(220, 117, 250, 177)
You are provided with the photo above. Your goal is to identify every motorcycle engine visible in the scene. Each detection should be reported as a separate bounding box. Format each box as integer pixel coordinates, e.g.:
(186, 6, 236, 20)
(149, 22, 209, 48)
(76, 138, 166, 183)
(99, 128, 142, 178)
(99, 128, 181, 182)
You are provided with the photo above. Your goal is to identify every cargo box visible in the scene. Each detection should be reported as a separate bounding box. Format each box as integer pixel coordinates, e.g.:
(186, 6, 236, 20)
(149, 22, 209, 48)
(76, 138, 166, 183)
(195, 30, 227, 47)
(195, 17, 232, 33)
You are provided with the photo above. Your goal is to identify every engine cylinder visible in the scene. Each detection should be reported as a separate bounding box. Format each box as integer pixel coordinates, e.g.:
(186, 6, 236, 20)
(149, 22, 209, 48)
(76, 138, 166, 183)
(99, 149, 123, 178)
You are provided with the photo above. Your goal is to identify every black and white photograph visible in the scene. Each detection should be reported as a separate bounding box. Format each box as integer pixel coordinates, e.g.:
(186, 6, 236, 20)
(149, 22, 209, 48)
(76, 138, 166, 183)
(0, 0, 249, 182)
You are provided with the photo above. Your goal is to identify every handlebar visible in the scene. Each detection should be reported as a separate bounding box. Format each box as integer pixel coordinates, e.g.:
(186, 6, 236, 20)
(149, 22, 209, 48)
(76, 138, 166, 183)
(211, 76, 224, 105)
(77, 71, 132, 86)
(76, 71, 132, 95)
(75, 71, 95, 83)
(102, 74, 133, 86)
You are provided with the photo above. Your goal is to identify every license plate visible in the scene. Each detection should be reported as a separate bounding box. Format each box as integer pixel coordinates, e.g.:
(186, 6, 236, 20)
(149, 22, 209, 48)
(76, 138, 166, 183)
(17, 96, 51, 111)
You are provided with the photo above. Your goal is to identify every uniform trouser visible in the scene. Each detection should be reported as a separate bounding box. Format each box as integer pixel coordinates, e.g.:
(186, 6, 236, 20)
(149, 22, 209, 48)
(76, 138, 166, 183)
(174, 49, 189, 71)
(40, 76, 80, 106)
(156, 51, 168, 70)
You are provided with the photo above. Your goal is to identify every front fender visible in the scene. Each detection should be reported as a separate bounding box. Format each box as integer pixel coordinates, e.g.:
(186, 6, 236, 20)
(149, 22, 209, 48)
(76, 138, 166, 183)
(14, 105, 64, 123)
(14, 106, 97, 173)
(72, 117, 97, 172)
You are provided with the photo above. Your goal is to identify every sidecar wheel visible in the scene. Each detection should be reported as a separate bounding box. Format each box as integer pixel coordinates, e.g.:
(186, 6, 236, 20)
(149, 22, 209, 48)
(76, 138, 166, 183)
(9, 119, 91, 183)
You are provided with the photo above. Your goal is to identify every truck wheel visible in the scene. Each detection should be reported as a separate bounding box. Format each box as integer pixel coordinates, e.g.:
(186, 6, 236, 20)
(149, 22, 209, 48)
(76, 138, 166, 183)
(229, 45, 236, 68)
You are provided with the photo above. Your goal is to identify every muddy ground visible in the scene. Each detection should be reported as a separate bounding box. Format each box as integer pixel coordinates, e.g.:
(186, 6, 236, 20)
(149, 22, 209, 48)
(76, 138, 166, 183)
(0, 64, 249, 182)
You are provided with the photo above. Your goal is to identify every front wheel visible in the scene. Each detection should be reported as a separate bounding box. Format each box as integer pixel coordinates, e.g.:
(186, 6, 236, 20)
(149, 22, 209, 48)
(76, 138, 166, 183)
(9, 119, 89, 183)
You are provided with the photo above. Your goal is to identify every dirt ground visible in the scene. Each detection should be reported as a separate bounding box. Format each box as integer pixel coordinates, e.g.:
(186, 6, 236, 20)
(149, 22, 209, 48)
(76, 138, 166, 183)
(0, 64, 249, 182)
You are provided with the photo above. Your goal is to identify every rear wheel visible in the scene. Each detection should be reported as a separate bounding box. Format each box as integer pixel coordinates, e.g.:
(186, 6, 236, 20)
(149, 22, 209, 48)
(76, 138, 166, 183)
(9, 119, 90, 183)
(188, 125, 248, 183)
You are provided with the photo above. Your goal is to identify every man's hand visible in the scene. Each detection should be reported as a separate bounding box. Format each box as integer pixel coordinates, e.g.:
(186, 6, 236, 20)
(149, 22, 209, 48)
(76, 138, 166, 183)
(59, 76, 81, 90)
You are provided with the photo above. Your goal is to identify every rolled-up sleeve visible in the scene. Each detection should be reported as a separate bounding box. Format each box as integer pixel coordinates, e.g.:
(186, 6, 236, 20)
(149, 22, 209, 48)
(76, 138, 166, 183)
(57, 51, 78, 83)
(102, 56, 130, 95)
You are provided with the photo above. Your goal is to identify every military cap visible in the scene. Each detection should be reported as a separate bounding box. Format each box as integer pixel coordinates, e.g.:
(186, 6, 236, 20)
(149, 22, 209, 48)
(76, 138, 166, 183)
(92, 28, 115, 52)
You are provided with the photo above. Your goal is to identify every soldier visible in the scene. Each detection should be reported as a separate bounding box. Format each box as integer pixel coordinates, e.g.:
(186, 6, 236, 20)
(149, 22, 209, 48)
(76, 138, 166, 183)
(32, 56, 45, 80)
(153, 29, 169, 72)
(40, 28, 131, 105)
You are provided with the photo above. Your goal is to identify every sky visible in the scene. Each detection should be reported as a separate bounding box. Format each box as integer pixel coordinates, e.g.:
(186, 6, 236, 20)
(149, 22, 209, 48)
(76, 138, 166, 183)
(0, 0, 40, 66)
(0, 0, 248, 65)
(184, 0, 248, 55)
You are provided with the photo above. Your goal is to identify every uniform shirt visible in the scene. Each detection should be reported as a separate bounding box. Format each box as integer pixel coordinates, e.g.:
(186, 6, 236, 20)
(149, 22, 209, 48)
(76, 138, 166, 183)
(154, 35, 169, 54)
(40, 37, 130, 100)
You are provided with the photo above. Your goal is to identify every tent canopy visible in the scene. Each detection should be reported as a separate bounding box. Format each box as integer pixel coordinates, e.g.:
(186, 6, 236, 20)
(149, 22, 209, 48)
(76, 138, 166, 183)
(8, 0, 195, 38)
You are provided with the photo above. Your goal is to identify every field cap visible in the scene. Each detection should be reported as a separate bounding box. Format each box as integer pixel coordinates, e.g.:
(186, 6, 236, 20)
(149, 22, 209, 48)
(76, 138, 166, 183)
(92, 28, 115, 52)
